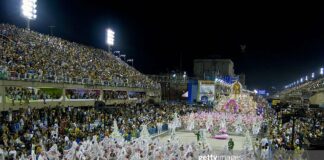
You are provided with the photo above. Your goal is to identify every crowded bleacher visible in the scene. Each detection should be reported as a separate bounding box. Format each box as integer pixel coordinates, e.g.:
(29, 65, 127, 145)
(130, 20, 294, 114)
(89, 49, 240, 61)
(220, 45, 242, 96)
(280, 76, 324, 97)
(0, 24, 160, 89)
(0, 23, 168, 159)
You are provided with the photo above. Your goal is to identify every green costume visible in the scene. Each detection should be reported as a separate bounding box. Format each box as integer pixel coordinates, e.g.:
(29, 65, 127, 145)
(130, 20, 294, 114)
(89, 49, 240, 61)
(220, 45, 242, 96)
(228, 139, 234, 151)
(195, 132, 200, 141)
(131, 130, 137, 138)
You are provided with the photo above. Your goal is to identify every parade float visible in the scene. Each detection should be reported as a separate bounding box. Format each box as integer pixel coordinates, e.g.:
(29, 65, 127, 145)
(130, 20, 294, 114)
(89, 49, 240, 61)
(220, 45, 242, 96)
(214, 81, 264, 139)
(182, 81, 266, 140)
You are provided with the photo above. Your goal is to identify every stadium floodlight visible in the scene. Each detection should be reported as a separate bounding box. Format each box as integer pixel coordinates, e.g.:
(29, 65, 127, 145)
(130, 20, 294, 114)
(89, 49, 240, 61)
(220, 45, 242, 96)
(106, 28, 115, 52)
(321, 68, 324, 75)
(113, 51, 120, 57)
(183, 71, 187, 78)
(120, 54, 126, 60)
(126, 59, 134, 66)
(312, 72, 315, 78)
(21, 0, 37, 30)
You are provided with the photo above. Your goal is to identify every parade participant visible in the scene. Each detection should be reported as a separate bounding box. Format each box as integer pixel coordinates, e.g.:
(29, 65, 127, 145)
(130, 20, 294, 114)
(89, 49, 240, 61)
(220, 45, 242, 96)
(228, 138, 234, 154)
(157, 121, 163, 134)
(186, 113, 195, 131)
(46, 144, 61, 160)
(195, 131, 200, 142)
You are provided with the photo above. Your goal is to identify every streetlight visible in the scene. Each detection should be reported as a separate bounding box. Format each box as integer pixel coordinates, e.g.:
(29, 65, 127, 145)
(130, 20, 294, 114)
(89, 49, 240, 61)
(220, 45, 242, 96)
(305, 76, 308, 81)
(300, 78, 303, 83)
(106, 28, 115, 53)
(127, 59, 134, 66)
(320, 68, 324, 75)
(312, 72, 315, 79)
(21, 0, 37, 30)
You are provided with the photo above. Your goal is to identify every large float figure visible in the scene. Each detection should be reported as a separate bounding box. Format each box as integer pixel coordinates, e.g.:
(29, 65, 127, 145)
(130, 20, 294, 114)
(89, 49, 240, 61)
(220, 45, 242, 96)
(212, 81, 263, 139)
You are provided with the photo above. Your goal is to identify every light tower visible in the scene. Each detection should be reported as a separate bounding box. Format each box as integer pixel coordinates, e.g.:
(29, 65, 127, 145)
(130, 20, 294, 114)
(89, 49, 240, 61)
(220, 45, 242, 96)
(114, 51, 120, 57)
(120, 54, 126, 60)
(21, 0, 37, 30)
(127, 59, 134, 66)
(106, 28, 115, 53)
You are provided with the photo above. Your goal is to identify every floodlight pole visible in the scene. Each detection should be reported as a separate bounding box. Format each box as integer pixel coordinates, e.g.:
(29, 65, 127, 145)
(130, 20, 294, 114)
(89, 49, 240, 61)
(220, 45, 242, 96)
(49, 26, 56, 36)
(128, 59, 134, 67)
(27, 19, 30, 30)
(22, 0, 37, 30)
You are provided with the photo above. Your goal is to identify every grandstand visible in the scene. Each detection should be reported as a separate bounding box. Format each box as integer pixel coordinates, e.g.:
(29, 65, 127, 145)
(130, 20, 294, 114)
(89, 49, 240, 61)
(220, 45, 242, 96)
(275, 76, 324, 107)
(0, 24, 161, 110)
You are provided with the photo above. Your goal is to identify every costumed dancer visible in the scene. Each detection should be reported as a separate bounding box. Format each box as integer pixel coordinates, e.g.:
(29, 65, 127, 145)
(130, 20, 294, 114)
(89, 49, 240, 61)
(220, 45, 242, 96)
(46, 144, 61, 160)
(186, 113, 195, 131)
(205, 114, 213, 132)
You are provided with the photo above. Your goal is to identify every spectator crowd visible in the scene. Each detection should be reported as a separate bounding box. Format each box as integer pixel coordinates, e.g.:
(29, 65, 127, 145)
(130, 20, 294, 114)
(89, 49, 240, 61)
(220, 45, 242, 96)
(0, 103, 197, 159)
(253, 106, 324, 159)
(0, 24, 160, 89)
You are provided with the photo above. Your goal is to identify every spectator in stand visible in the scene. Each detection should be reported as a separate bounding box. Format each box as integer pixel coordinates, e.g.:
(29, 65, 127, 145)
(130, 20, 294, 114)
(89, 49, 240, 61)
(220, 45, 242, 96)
(0, 24, 160, 90)
(0, 103, 196, 159)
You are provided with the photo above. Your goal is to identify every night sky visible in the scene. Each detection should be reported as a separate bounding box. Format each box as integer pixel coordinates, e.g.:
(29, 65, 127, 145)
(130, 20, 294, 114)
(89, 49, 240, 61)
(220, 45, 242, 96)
(1, 1, 323, 90)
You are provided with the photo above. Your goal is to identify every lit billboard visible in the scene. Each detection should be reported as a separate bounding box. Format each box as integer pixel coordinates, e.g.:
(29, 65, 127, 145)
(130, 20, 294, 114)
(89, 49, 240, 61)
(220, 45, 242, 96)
(197, 80, 215, 102)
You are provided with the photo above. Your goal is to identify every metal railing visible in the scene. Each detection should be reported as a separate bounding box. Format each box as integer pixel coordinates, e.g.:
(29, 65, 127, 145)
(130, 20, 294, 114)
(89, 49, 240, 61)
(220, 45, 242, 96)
(0, 70, 161, 89)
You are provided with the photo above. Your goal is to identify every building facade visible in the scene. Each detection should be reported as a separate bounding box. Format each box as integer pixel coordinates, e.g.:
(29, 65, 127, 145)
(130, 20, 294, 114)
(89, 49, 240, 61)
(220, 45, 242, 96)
(149, 73, 188, 101)
(194, 59, 235, 79)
